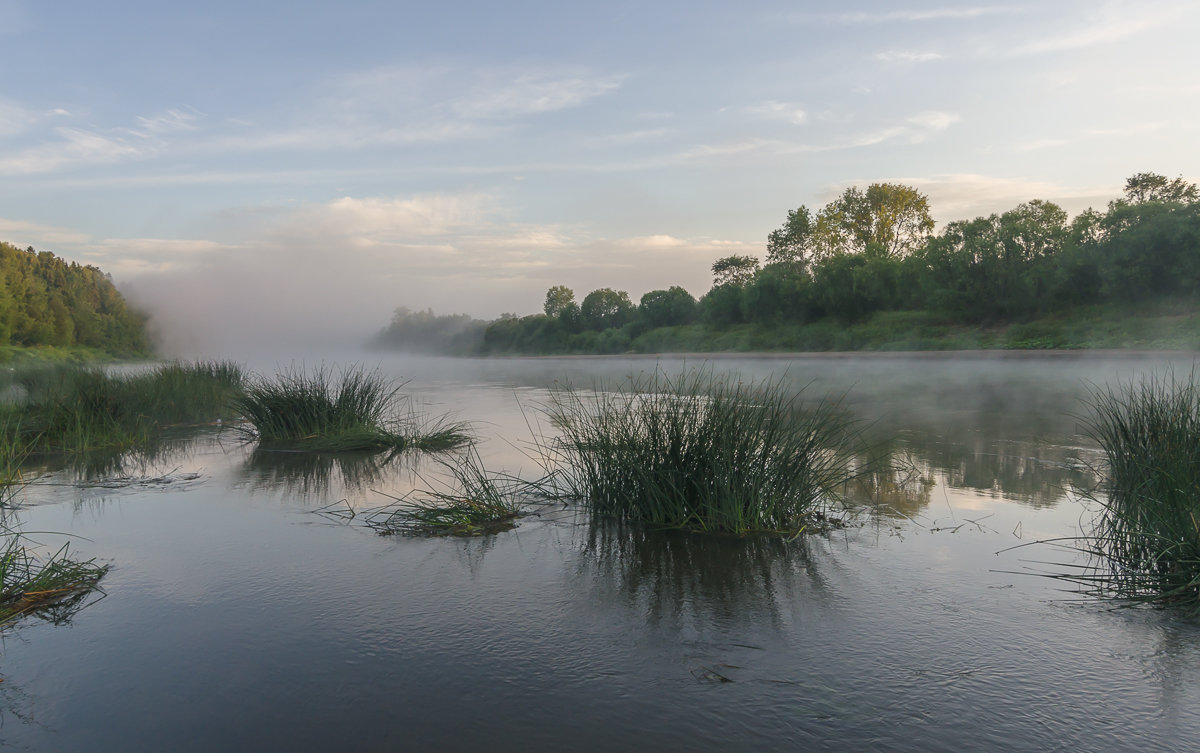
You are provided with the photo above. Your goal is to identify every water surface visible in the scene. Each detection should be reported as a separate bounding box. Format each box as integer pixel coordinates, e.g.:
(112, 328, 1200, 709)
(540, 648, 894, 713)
(3, 353, 1199, 752)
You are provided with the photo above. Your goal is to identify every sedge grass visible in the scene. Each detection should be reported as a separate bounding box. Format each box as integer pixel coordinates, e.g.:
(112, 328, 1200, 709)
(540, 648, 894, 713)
(235, 365, 470, 452)
(1070, 371, 1200, 610)
(367, 448, 524, 536)
(1, 360, 245, 456)
(124, 359, 246, 425)
(538, 370, 862, 535)
(0, 530, 108, 627)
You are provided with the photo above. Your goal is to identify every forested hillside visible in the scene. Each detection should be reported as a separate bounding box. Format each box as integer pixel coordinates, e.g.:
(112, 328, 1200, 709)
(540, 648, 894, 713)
(0, 241, 150, 356)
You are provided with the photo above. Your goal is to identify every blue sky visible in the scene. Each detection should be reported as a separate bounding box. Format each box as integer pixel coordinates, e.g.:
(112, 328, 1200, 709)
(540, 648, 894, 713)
(1, 0, 1197, 352)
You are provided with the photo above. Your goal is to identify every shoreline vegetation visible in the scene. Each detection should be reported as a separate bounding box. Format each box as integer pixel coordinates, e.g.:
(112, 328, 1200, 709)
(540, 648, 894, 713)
(372, 171, 1200, 357)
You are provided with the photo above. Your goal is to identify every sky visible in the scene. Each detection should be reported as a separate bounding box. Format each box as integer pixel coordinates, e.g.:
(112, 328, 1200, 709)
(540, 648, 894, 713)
(0, 0, 1197, 354)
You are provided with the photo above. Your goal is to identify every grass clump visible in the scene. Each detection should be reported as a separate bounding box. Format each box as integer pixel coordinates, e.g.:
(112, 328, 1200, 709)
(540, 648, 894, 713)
(235, 365, 470, 452)
(125, 359, 246, 425)
(0, 530, 109, 627)
(539, 370, 862, 534)
(367, 449, 524, 536)
(1075, 372, 1200, 609)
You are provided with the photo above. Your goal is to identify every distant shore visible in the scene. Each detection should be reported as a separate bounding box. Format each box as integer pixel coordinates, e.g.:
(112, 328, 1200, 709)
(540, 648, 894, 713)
(513, 348, 1200, 361)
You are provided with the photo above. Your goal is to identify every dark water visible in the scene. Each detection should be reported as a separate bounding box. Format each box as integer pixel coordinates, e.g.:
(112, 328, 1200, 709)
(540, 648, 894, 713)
(3, 354, 1200, 752)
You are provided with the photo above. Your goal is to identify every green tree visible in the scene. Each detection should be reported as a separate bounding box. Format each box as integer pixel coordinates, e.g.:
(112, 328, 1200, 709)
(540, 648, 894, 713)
(639, 286, 697, 328)
(580, 288, 634, 330)
(1120, 172, 1199, 205)
(543, 285, 577, 318)
(711, 255, 760, 286)
(766, 206, 814, 265)
(813, 183, 935, 259)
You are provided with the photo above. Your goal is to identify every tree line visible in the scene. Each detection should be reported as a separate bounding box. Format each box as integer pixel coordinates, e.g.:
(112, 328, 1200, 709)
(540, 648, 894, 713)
(372, 171, 1200, 355)
(0, 241, 150, 356)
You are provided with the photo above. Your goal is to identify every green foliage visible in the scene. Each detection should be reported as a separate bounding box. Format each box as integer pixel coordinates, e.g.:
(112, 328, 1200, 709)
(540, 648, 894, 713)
(638, 286, 697, 328)
(813, 183, 935, 260)
(1120, 172, 1199, 205)
(766, 206, 814, 265)
(543, 285, 579, 321)
(0, 242, 150, 357)
(235, 365, 471, 452)
(580, 288, 634, 330)
(539, 370, 862, 534)
(710, 255, 760, 286)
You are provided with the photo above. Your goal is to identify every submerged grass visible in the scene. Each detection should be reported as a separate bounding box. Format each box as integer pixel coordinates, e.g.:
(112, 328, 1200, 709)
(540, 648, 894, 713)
(367, 448, 524, 536)
(538, 370, 863, 535)
(0, 531, 109, 627)
(235, 365, 470, 452)
(1070, 371, 1200, 610)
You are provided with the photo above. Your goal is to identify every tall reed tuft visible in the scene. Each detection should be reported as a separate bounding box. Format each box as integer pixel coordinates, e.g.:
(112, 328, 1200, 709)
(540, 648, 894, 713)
(2, 360, 246, 455)
(236, 365, 470, 452)
(126, 359, 247, 425)
(1079, 371, 1200, 609)
(539, 370, 862, 534)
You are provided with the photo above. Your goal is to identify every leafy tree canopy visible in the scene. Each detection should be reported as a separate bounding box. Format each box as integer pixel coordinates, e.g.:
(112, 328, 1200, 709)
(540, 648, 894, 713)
(1120, 172, 1199, 205)
(813, 183, 935, 260)
(544, 285, 577, 319)
(711, 255, 760, 286)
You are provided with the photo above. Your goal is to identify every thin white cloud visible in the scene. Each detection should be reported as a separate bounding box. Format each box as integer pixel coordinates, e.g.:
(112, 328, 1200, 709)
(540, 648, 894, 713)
(875, 50, 946, 63)
(1013, 5, 1171, 55)
(807, 7, 1019, 24)
(908, 111, 960, 131)
(131, 108, 201, 136)
(1014, 138, 1070, 152)
(619, 234, 688, 249)
(451, 73, 623, 120)
(897, 173, 1117, 220)
(214, 66, 624, 155)
(746, 100, 808, 125)
(0, 107, 202, 175)
(0, 217, 91, 246)
(1087, 121, 1172, 136)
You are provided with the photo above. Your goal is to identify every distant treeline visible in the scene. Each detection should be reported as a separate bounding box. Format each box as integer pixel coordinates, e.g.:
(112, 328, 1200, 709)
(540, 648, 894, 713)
(369, 307, 489, 355)
(0, 241, 150, 356)
(373, 171, 1200, 355)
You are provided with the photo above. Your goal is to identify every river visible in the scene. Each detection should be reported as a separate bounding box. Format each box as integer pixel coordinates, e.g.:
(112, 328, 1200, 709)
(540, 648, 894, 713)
(2, 353, 1198, 752)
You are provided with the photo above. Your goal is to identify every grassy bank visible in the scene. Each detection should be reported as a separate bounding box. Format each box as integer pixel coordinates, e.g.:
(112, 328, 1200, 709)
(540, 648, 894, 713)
(631, 306, 1200, 354)
(0, 344, 124, 365)
(480, 300, 1200, 356)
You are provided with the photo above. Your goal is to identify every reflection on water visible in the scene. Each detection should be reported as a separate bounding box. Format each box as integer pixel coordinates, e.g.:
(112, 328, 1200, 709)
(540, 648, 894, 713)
(15, 426, 229, 489)
(577, 521, 834, 631)
(238, 447, 407, 500)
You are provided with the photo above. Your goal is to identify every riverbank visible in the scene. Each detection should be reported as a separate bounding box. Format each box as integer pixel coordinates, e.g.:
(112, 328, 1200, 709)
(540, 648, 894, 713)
(472, 301, 1200, 357)
(0, 345, 136, 365)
